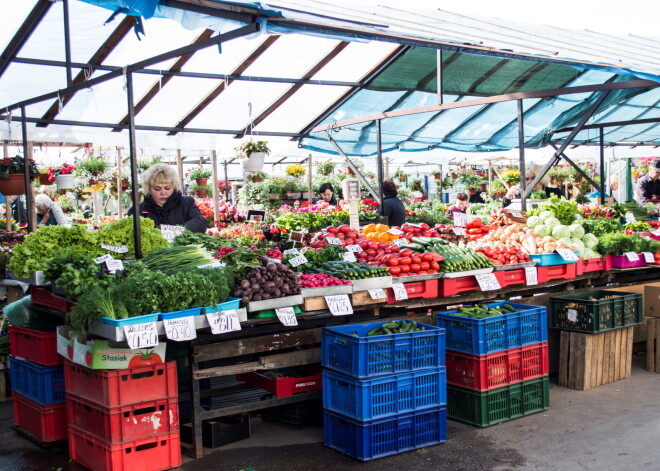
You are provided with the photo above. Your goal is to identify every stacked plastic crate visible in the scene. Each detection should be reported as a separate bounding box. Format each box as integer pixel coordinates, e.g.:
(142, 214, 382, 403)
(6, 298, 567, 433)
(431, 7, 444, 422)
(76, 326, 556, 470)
(64, 360, 182, 471)
(321, 320, 447, 461)
(9, 326, 67, 442)
(437, 302, 550, 427)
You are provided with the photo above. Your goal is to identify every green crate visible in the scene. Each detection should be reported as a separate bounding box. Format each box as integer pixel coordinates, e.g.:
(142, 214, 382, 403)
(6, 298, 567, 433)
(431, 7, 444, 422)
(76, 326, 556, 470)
(550, 290, 643, 333)
(447, 376, 549, 427)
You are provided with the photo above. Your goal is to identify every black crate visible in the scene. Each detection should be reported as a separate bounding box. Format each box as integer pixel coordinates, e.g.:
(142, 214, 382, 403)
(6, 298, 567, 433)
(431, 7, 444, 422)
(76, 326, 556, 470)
(180, 415, 251, 448)
(261, 399, 323, 429)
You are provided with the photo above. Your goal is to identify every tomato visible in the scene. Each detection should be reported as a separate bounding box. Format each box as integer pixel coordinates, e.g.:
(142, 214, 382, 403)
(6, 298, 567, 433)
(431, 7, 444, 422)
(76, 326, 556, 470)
(421, 231, 433, 237)
(410, 263, 421, 273)
(419, 223, 430, 231)
(428, 269, 438, 274)
(345, 238, 355, 245)
(399, 256, 412, 265)
(429, 252, 444, 262)
(387, 256, 399, 267)
(367, 249, 376, 257)
(400, 249, 413, 257)
(357, 251, 368, 259)
(430, 261, 440, 271)
(86, 351, 93, 366)
(417, 271, 428, 275)
(389, 245, 399, 253)
(128, 352, 162, 368)
(369, 243, 380, 251)
(411, 255, 422, 265)
(420, 261, 430, 271)
(421, 253, 434, 262)
(377, 242, 389, 250)
(326, 226, 339, 234)
(338, 225, 351, 233)
(399, 264, 410, 273)
(346, 231, 358, 239)
(430, 230, 440, 238)
(359, 240, 370, 249)
(388, 266, 401, 276)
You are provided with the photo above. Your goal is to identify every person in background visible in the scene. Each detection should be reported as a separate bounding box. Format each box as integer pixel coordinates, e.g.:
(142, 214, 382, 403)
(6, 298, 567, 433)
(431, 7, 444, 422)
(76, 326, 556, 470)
(526, 164, 563, 198)
(469, 189, 485, 204)
(35, 193, 68, 226)
(444, 192, 469, 219)
(378, 180, 405, 227)
(82, 204, 93, 219)
(313, 182, 338, 206)
(127, 163, 207, 233)
(10, 195, 27, 225)
(634, 159, 660, 204)
(501, 186, 520, 208)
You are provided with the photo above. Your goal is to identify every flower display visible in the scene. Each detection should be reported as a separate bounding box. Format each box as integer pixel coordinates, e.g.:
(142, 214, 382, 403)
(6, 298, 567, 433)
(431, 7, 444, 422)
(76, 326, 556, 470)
(209, 223, 264, 247)
(285, 163, 306, 178)
(57, 163, 77, 175)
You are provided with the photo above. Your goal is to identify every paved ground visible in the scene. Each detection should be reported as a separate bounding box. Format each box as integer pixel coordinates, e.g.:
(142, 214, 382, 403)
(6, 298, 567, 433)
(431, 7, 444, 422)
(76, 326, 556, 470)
(1, 355, 658, 471)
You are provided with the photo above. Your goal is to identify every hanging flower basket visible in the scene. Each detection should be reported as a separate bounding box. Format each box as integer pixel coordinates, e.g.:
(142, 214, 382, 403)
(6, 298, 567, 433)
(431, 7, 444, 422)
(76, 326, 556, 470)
(196, 189, 209, 198)
(195, 178, 208, 186)
(56, 174, 76, 190)
(38, 174, 53, 185)
(242, 152, 266, 172)
(0, 174, 27, 195)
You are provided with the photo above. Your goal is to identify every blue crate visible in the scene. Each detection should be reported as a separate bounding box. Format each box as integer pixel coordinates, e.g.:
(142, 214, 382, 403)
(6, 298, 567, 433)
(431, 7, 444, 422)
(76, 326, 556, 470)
(321, 322, 445, 379)
(436, 302, 548, 355)
(323, 367, 446, 420)
(9, 355, 65, 405)
(203, 297, 241, 314)
(529, 251, 579, 266)
(324, 406, 447, 461)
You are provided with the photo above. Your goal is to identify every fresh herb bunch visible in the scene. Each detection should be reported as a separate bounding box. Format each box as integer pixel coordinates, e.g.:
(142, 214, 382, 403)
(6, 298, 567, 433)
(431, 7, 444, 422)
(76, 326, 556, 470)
(283, 244, 345, 272)
(528, 197, 578, 225)
(220, 246, 268, 279)
(612, 200, 650, 222)
(97, 217, 169, 257)
(67, 286, 127, 335)
(43, 248, 109, 298)
(187, 267, 234, 304)
(173, 230, 225, 252)
(597, 233, 660, 255)
(581, 218, 622, 235)
(141, 245, 215, 272)
(623, 221, 653, 232)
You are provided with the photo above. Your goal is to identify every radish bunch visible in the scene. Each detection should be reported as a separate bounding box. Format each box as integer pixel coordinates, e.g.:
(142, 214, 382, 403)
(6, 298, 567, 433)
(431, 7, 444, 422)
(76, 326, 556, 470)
(299, 273, 351, 288)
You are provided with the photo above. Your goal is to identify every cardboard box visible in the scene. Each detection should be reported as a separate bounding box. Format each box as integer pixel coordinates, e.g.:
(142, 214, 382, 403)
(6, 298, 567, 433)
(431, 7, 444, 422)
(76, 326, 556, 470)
(607, 282, 660, 318)
(56, 326, 166, 370)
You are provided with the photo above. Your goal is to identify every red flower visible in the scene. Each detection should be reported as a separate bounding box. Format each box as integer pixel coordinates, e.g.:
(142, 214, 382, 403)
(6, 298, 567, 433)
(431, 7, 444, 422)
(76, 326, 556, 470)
(3, 157, 9, 163)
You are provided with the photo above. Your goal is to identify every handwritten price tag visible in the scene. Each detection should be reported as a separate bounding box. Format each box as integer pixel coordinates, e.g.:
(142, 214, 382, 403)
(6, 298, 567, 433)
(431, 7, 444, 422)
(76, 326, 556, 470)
(625, 212, 636, 224)
(206, 310, 241, 335)
(393, 238, 408, 247)
(105, 259, 124, 274)
(567, 309, 578, 323)
(198, 261, 224, 269)
(284, 248, 300, 256)
(276, 307, 298, 326)
(643, 252, 655, 263)
(123, 322, 159, 349)
(346, 244, 363, 252)
(453, 212, 469, 227)
(160, 225, 185, 242)
(288, 255, 308, 267)
(555, 249, 579, 261)
(624, 252, 639, 262)
(94, 254, 113, 264)
(475, 273, 501, 291)
(368, 289, 386, 300)
(524, 267, 538, 286)
(387, 228, 403, 235)
(101, 243, 128, 254)
(164, 316, 196, 341)
(391, 284, 408, 301)
(326, 237, 342, 245)
(510, 210, 523, 218)
(343, 251, 357, 262)
(452, 227, 465, 236)
(324, 294, 353, 316)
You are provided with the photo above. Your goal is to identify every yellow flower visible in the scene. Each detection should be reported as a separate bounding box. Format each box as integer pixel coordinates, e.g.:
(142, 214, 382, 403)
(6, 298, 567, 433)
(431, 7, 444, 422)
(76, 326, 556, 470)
(285, 164, 306, 178)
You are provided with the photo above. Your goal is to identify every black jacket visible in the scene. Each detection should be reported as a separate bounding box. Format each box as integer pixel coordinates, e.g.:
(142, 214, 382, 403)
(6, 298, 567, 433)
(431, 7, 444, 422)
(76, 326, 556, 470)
(378, 194, 406, 227)
(128, 191, 208, 233)
(312, 195, 338, 206)
(634, 173, 660, 204)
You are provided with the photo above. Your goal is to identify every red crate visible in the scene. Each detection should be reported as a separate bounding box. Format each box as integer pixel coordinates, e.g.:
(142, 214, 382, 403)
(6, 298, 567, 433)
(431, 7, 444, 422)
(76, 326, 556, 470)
(576, 255, 612, 275)
(495, 269, 527, 288)
(13, 392, 67, 442)
(438, 276, 480, 297)
(445, 342, 549, 391)
(536, 263, 576, 284)
(30, 286, 75, 313)
(66, 395, 179, 444)
(387, 279, 438, 304)
(64, 361, 178, 408)
(236, 365, 322, 398)
(9, 325, 63, 366)
(68, 427, 181, 471)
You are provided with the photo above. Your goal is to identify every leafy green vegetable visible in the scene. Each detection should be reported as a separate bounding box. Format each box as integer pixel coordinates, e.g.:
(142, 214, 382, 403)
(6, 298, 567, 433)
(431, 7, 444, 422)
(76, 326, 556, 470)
(581, 218, 621, 235)
(97, 217, 169, 257)
(283, 244, 344, 272)
(173, 230, 225, 252)
(597, 233, 660, 255)
(142, 245, 215, 272)
(43, 247, 110, 298)
(528, 197, 578, 226)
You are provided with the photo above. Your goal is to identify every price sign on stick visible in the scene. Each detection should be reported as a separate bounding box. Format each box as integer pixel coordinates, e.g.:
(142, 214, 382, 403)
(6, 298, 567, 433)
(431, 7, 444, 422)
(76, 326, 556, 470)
(624, 252, 639, 262)
(524, 267, 538, 286)
(343, 251, 357, 262)
(198, 261, 224, 269)
(123, 323, 159, 349)
(326, 237, 342, 245)
(346, 244, 363, 253)
(283, 248, 300, 256)
(160, 225, 185, 243)
(94, 254, 113, 264)
(105, 259, 124, 274)
(101, 243, 128, 254)
(453, 213, 469, 228)
(387, 228, 404, 236)
(510, 210, 523, 218)
(164, 316, 196, 341)
(324, 295, 353, 316)
(392, 284, 408, 301)
(368, 289, 386, 300)
(393, 238, 408, 248)
(276, 307, 298, 326)
(555, 249, 579, 261)
(475, 273, 501, 291)
(206, 310, 241, 335)
(288, 255, 308, 267)
(643, 252, 655, 263)
(452, 227, 465, 236)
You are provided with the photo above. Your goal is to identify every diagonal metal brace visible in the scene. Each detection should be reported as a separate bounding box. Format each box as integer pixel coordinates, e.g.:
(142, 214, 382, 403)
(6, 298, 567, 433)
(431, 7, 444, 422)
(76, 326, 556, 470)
(523, 89, 611, 198)
(324, 130, 381, 204)
(549, 143, 601, 193)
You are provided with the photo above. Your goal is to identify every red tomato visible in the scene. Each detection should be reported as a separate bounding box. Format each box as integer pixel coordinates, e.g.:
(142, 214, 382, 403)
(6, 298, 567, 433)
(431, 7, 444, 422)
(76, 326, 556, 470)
(359, 240, 370, 249)
(338, 225, 351, 233)
(346, 231, 358, 239)
(420, 261, 430, 271)
(420, 223, 430, 231)
(387, 257, 399, 267)
(400, 249, 413, 257)
(390, 245, 399, 253)
(345, 238, 355, 245)
(369, 243, 380, 251)
(417, 271, 428, 275)
(399, 264, 410, 273)
(336, 233, 345, 240)
(411, 255, 422, 265)
(410, 263, 421, 273)
(129, 352, 162, 368)
(399, 256, 412, 266)
(327, 226, 339, 234)
(430, 261, 440, 271)
(421, 253, 434, 262)
(366, 249, 376, 257)
(421, 231, 433, 237)
(388, 266, 401, 276)
(377, 242, 389, 250)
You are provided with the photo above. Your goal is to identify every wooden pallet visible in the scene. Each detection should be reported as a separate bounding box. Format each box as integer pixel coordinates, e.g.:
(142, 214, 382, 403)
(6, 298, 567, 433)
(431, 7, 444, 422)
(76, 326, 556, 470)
(559, 327, 633, 390)
(646, 318, 660, 372)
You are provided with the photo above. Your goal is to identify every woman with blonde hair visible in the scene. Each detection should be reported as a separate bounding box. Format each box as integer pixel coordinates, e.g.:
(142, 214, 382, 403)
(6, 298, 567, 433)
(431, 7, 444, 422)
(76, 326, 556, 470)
(127, 163, 207, 233)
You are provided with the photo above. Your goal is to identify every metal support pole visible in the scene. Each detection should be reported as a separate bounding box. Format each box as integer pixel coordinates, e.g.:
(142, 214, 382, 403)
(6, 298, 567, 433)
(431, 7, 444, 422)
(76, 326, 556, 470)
(20, 107, 34, 233)
(2, 142, 9, 230)
(307, 153, 313, 202)
(211, 150, 219, 224)
(436, 50, 443, 106)
(116, 147, 123, 218)
(126, 72, 142, 258)
(549, 143, 601, 193)
(517, 100, 526, 211)
(599, 128, 606, 205)
(223, 160, 229, 201)
(62, 0, 73, 87)
(176, 150, 184, 191)
(376, 120, 384, 204)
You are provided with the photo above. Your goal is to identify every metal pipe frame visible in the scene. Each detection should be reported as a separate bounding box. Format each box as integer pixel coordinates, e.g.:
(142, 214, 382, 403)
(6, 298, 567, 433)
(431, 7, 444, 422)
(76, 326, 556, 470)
(126, 72, 142, 259)
(517, 99, 526, 211)
(599, 128, 606, 204)
(549, 142, 601, 193)
(20, 106, 34, 233)
(376, 120, 384, 203)
(62, 0, 73, 88)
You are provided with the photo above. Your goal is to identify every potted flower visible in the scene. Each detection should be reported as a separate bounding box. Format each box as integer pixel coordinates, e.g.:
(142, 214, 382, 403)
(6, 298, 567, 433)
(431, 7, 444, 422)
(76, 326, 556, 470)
(500, 168, 520, 187)
(235, 140, 270, 172)
(246, 171, 266, 183)
(456, 171, 483, 194)
(55, 163, 77, 189)
(188, 167, 212, 186)
(108, 171, 130, 196)
(78, 156, 110, 183)
(410, 178, 425, 193)
(0, 155, 38, 195)
(282, 178, 303, 200)
(37, 165, 55, 185)
(548, 166, 569, 186)
(190, 183, 211, 198)
(317, 160, 336, 176)
(393, 169, 408, 182)
(285, 163, 306, 178)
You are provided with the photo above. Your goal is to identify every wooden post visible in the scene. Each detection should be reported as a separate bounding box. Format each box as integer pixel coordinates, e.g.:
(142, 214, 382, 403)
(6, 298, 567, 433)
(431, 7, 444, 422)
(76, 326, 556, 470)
(211, 150, 219, 226)
(176, 149, 183, 191)
(27, 142, 36, 230)
(116, 147, 123, 218)
(307, 153, 313, 202)
(2, 141, 9, 230)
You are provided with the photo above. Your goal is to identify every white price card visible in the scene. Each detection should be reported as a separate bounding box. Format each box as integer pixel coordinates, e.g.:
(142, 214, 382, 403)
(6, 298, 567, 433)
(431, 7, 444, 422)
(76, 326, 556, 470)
(276, 307, 298, 326)
(94, 254, 113, 264)
(387, 228, 404, 235)
(475, 273, 501, 291)
(624, 252, 639, 262)
(393, 238, 408, 247)
(652, 230, 660, 237)
(452, 227, 465, 236)
(643, 252, 655, 263)
(283, 248, 300, 256)
(625, 212, 636, 224)
(101, 243, 129, 254)
(453, 212, 469, 227)
(206, 310, 241, 335)
(510, 210, 523, 218)
(555, 248, 579, 261)
(524, 267, 538, 286)
(343, 251, 357, 262)
(105, 259, 124, 274)
(160, 224, 185, 242)
(391, 284, 408, 301)
(198, 261, 224, 269)
(164, 316, 196, 341)
(123, 322, 159, 349)
(567, 308, 578, 323)
(325, 294, 353, 315)
(73, 340, 88, 365)
(346, 244, 363, 252)
(326, 237, 342, 245)
(368, 289, 386, 300)
(288, 254, 308, 267)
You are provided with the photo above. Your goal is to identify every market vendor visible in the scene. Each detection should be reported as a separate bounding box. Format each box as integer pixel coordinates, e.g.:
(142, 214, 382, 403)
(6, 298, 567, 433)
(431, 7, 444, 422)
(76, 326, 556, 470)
(35, 193, 68, 226)
(313, 182, 338, 205)
(501, 186, 520, 208)
(127, 163, 207, 233)
(444, 193, 469, 218)
(378, 180, 405, 227)
(634, 159, 660, 204)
